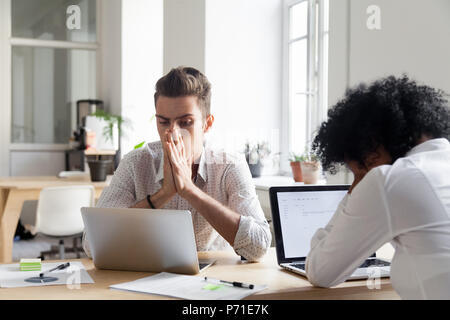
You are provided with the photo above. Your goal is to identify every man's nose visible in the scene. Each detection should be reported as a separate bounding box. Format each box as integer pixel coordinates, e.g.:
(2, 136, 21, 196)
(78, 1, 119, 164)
(169, 122, 179, 132)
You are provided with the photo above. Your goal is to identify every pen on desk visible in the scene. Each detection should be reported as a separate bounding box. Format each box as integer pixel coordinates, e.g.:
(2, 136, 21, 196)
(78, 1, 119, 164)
(204, 277, 254, 289)
(39, 262, 70, 278)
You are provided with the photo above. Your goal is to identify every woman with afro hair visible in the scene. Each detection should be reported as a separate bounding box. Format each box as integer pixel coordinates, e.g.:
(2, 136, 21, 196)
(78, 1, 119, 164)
(305, 75, 450, 299)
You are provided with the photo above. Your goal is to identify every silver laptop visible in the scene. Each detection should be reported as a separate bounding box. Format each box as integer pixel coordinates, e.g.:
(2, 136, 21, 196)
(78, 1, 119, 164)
(269, 185, 390, 280)
(81, 207, 214, 275)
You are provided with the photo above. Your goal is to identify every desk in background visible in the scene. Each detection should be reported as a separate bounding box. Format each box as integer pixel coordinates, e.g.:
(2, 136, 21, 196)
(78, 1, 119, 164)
(0, 175, 110, 263)
(0, 248, 399, 300)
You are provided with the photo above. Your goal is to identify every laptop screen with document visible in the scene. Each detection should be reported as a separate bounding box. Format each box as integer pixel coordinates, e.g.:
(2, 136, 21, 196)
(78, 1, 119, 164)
(269, 185, 350, 263)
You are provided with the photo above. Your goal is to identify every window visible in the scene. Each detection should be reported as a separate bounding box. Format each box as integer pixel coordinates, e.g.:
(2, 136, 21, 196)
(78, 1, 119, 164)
(9, 0, 98, 145)
(282, 0, 328, 169)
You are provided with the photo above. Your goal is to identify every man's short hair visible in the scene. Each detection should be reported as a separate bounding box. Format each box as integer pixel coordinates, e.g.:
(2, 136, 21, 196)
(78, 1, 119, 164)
(154, 66, 211, 118)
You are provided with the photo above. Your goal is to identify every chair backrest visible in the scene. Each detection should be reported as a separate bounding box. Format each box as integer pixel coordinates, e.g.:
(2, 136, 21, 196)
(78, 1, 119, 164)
(35, 186, 95, 237)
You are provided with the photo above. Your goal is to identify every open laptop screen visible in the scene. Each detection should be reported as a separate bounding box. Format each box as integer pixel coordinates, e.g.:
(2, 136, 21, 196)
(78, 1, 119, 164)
(269, 185, 349, 263)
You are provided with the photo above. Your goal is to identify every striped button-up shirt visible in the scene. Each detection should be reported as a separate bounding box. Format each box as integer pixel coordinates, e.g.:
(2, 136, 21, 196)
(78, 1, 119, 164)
(83, 141, 271, 261)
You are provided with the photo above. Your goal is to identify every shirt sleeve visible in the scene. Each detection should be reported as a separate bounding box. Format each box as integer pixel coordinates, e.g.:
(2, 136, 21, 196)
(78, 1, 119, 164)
(224, 156, 272, 262)
(305, 168, 393, 288)
(82, 153, 137, 259)
(95, 154, 137, 208)
(309, 193, 350, 250)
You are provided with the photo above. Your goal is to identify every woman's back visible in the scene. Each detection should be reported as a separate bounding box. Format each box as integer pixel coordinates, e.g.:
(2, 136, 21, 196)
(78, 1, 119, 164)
(383, 138, 450, 299)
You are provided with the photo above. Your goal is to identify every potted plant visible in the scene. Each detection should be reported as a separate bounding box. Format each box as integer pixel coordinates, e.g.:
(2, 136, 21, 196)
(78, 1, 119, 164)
(88, 110, 130, 181)
(289, 149, 320, 184)
(289, 152, 305, 182)
(86, 156, 113, 182)
(244, 141, 271, 178)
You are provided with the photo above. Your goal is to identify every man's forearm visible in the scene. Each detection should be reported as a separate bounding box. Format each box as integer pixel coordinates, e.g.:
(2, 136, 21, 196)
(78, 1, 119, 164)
(132, 188, 175, 209)
(183, 186, 241, 245)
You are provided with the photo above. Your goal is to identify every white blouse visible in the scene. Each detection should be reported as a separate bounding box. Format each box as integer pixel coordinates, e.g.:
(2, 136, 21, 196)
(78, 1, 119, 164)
(305, 138, 450, 299)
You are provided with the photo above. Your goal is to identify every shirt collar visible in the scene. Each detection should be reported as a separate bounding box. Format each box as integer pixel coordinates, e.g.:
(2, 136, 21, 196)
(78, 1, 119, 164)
(406, 138, 450, 157)
(196, 147, 208, 182)
(154, 146, 208, 183)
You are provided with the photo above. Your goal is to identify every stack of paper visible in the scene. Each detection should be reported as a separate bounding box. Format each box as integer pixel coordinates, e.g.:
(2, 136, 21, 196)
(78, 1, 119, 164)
(0, 261, 94, 288)
(110, 272, 267, 300)
(20, 259, 41, 272)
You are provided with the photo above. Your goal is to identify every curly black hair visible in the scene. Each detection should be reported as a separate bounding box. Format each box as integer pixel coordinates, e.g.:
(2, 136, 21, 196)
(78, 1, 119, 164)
(312, 75, 450, 174)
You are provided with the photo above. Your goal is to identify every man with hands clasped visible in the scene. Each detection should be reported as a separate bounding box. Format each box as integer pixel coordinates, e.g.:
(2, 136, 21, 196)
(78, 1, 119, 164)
(83, 67, 271, 261)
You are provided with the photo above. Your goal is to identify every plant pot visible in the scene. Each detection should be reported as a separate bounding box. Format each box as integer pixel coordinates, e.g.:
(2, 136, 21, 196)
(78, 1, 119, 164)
(247, 161, 262, 178)
(88, 159, 113, 182)
(300, 161, 320, 184)
(290, 161, 303, 182)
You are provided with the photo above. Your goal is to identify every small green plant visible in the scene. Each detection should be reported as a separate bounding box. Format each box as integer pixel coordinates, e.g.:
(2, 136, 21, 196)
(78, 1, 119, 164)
(134, 141, 146, 149)
(289, 152, 307, 162)
(244, 141, 271, 164)
(90, 109, 130, 143)
(289, 147, 318, 163)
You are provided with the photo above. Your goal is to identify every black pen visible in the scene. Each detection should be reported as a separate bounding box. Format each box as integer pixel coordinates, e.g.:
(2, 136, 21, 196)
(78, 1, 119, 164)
(204, 277, 254, 289)
(39, 262, 71, 278)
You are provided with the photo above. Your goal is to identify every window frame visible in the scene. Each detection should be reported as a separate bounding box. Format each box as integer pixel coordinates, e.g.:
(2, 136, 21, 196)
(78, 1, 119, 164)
(0, 0, 102, 176)
(281, 0, 328, 174)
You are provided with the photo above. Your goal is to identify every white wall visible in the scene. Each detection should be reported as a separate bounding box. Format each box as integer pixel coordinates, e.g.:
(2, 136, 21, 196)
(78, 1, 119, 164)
(99, 0, 164, 155)
(325, 0, 351, 184)
(155, 0, 283, 175)
(327, 0, 350, 107)
(100, 0, 122, 117)
(348, 0, 450, 93)
(326, 0, 450, 184)
(329, 0, 450, 106)
(121, 0, 163, 154)
(205, 0, 283, 168)
(0, 0, 11, 176)
(164, 0, 205, 73)
(328, 0, 450, 103)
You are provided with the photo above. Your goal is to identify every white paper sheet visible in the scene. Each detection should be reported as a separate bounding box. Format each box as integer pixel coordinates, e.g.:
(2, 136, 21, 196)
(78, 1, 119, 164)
(0, 261, 94, 288)
(110, 272, 267, 300)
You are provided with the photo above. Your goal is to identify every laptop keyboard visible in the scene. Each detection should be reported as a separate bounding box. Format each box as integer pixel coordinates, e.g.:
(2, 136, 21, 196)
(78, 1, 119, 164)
(289, 258, 390, 271)
(358, 259, 390, 268)
(291, 263, 305, 270)
(199, 263, 210, 271)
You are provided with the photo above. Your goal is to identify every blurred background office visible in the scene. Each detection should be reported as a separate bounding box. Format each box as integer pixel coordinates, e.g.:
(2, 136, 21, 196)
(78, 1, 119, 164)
(0, 0, 449, 261)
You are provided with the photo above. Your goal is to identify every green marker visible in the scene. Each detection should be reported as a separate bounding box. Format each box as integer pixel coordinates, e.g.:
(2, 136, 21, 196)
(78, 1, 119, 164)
(203, 283, 224, 291)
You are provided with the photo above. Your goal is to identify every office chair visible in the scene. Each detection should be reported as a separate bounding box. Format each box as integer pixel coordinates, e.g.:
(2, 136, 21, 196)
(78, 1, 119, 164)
(34, 186, 95, 260)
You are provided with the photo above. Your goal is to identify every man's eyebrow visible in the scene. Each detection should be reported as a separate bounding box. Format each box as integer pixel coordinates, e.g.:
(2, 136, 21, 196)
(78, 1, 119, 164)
(155, 114, 169, 120)
(155, 113, 195, 121)
(175, 113, 195, 120)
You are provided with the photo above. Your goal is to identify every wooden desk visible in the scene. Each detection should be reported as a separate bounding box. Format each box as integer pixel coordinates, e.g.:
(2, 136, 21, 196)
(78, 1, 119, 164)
(0, 175, 110, 263)
(0, 248, 399, 300)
